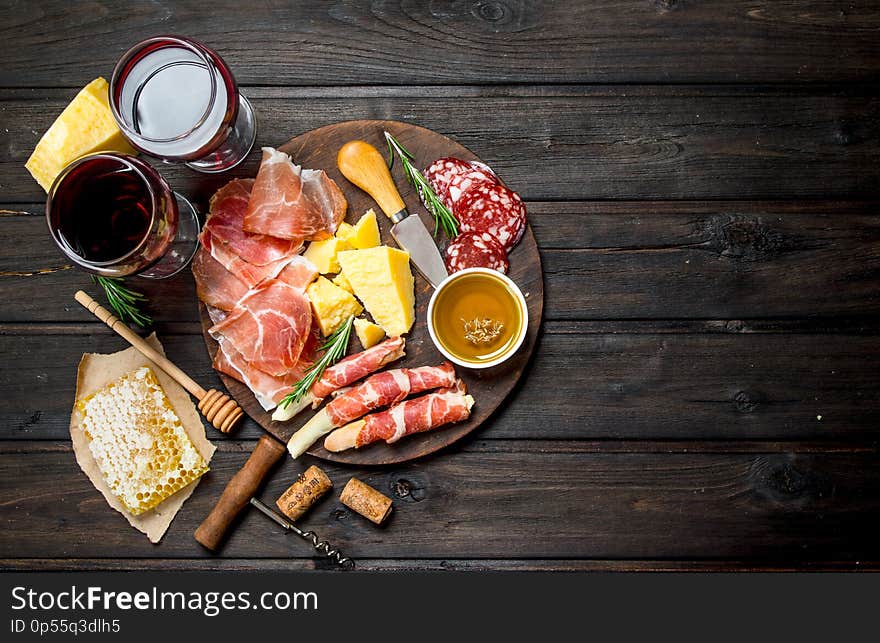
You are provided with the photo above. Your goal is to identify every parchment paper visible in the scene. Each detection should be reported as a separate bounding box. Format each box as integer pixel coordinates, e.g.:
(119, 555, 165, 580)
(70, 334, 216, 543)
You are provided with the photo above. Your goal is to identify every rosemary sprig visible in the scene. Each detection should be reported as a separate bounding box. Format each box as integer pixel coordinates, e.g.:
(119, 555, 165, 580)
(384, 130, 459, 238)
(92, 275, 152, 327)
(278, 315, 355, 409)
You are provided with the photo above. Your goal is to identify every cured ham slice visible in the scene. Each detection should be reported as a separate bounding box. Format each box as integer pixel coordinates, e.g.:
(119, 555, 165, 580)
(191, 247, 248, 311)
(202, 178, 302, 266)
(201, 229, 296, 288)
(209, 278, 312, 377)
(310, 336, 406, 403)
(243, 147, 347, 242)
(286, 363, 456, 457)
(276, 255, 319, 290)
(213, 325, 321, 410)
(324, 381, 474, 452)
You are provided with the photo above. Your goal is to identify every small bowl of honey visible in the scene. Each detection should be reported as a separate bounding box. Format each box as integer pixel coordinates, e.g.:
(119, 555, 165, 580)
(427, 267, 528, 370)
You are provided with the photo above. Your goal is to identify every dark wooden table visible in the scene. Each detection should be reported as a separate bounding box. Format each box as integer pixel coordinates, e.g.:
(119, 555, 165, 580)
(1, 1, 878, 572)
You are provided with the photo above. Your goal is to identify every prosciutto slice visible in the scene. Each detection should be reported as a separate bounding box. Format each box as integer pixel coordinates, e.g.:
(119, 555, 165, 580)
(214, 325, 321, 410)
(324, 363, 456, 427)
(324, 381, 474, 451)
(243, 147, 347, 241)
(209, 278, 312, 377)
(203, 178, 302, 266)
(191, 247, 248, 311)
(310, 336, 406, 403)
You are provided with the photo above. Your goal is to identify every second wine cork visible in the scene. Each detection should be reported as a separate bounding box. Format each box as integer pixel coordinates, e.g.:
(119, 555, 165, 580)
(340, 478, 392, 525)
(276, 465, 333, 522)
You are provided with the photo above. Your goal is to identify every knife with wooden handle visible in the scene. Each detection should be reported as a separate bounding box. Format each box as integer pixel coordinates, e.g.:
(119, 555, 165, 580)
(337, 139, 449, 288)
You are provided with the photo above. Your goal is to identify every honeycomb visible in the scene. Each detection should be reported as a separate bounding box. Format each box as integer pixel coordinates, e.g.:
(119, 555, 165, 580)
(77, 366, 208, 515)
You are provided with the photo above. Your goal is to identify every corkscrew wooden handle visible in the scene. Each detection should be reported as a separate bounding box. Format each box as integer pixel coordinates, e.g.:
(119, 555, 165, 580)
(195, 435, 286, 551)
(74, 290, 243, 433)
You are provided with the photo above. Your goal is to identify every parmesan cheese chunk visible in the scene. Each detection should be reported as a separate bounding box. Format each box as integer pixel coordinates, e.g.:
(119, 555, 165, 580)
(76, 366, 208, 515)
(337, 246, 415, 337)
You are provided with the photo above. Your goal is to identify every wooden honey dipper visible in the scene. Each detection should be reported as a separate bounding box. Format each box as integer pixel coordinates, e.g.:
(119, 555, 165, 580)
(74, 290, 243, 433)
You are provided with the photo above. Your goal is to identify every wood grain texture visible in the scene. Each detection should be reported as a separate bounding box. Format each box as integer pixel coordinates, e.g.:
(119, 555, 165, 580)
(2, 201, 878, 322)
(1, 1, 878, 86)
(3, 558, 876, 572)
(1, 329, 877, 442)
(1, 1, 879, 571)
(1, 443, 877, 561)
(3, 87, 879, 203)
(198, 120, 543, 464)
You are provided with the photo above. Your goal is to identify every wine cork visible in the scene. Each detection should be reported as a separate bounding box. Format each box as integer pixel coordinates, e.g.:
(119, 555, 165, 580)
(275, 465, 332, 522)
(340, 478, 392, 525)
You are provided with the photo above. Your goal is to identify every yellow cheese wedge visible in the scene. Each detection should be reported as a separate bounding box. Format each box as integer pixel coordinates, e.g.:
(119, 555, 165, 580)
(303, 237, 352, 274)
(335, 221, 355, 241)
(332, 271, 354, 294)
(354, 318, 386, 350)
(25, 77, 137, 192)
(306, 276, 363, 336)
(339, 209, 381, 249)
(337, 246, 414, 337)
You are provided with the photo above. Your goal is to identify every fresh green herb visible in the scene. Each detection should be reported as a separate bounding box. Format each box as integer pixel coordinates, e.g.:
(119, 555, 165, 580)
(384, 130, 459, 238)
(278, 315, 355, 409)
(92, 275, 152, 327)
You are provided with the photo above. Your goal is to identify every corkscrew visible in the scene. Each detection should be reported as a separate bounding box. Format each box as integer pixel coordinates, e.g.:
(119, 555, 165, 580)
(249, 498, 354, 568)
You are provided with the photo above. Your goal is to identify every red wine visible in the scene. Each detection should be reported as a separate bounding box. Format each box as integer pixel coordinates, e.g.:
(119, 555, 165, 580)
(50, 156, 153, 262)
(47, 154, 180, 278)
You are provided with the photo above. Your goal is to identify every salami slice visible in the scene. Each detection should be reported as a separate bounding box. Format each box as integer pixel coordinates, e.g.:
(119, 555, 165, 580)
(424, 157, 499, 209)
(445, 232, 509, 274)
(453, 182, 526, 251)
(446, 162, 499, 206)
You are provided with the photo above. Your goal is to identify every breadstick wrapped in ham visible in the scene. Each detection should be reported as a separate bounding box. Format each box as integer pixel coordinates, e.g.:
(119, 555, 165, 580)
(272, 336, 405, 421)
(286, 362, 456, 458)
(324, 381, 474, 452)
(310, 336, 406, 405)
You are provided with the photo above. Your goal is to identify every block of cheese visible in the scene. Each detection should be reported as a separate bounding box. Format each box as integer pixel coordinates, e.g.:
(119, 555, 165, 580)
(337, 209, 381, 249)
(306, 276, 363, 336)
(303, 237, 352, 274)
(354, 318, 386, 349)
(335, 221, 355, 240)
(337, 246, 414, 337)
(25, 77, 137, 192)
(332, 271, 354, 293)
(76, 366, 208, 516)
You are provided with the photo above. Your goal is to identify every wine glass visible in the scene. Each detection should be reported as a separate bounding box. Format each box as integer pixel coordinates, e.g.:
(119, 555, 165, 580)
(46, 153, 198, 279)
(109, 35, 257, 173)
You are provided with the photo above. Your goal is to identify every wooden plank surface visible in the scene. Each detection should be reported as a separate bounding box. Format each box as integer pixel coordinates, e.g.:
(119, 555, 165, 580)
(1, 1, 878, 572)
(3, 201, 880, 322)
(1, 328, 877, 442)
(3, 88, 880, 202)
(1, 441, 877, 561)
(2, 1, 878, 86)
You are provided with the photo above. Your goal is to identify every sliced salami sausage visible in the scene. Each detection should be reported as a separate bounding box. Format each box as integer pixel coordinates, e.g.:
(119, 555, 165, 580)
(445, 232, 509, 274)
(424, 157, 473, 208)
(446, 161, 499, 206)
(425, 157, 499, 209)
(453, 182, 526, 252)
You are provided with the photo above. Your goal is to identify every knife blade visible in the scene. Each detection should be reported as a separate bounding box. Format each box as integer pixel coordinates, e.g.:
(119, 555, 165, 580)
(337, 139, 449, 288)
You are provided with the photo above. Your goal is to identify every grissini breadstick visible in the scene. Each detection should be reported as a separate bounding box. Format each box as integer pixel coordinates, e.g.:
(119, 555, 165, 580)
(287, 363, 456, 458)
(324, 380, 473, 452)
(271, 336, 405, 422)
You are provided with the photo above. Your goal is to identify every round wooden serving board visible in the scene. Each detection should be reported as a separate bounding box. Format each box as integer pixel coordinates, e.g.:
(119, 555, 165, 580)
(199, 120, 543, 465)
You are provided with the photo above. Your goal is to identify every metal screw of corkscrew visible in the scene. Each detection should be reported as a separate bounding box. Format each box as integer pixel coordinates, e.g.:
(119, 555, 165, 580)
(249, 498, 354, 568)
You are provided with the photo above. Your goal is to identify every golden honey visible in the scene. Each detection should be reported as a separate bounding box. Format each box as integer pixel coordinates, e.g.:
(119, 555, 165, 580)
(431, 271, 524, 365)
